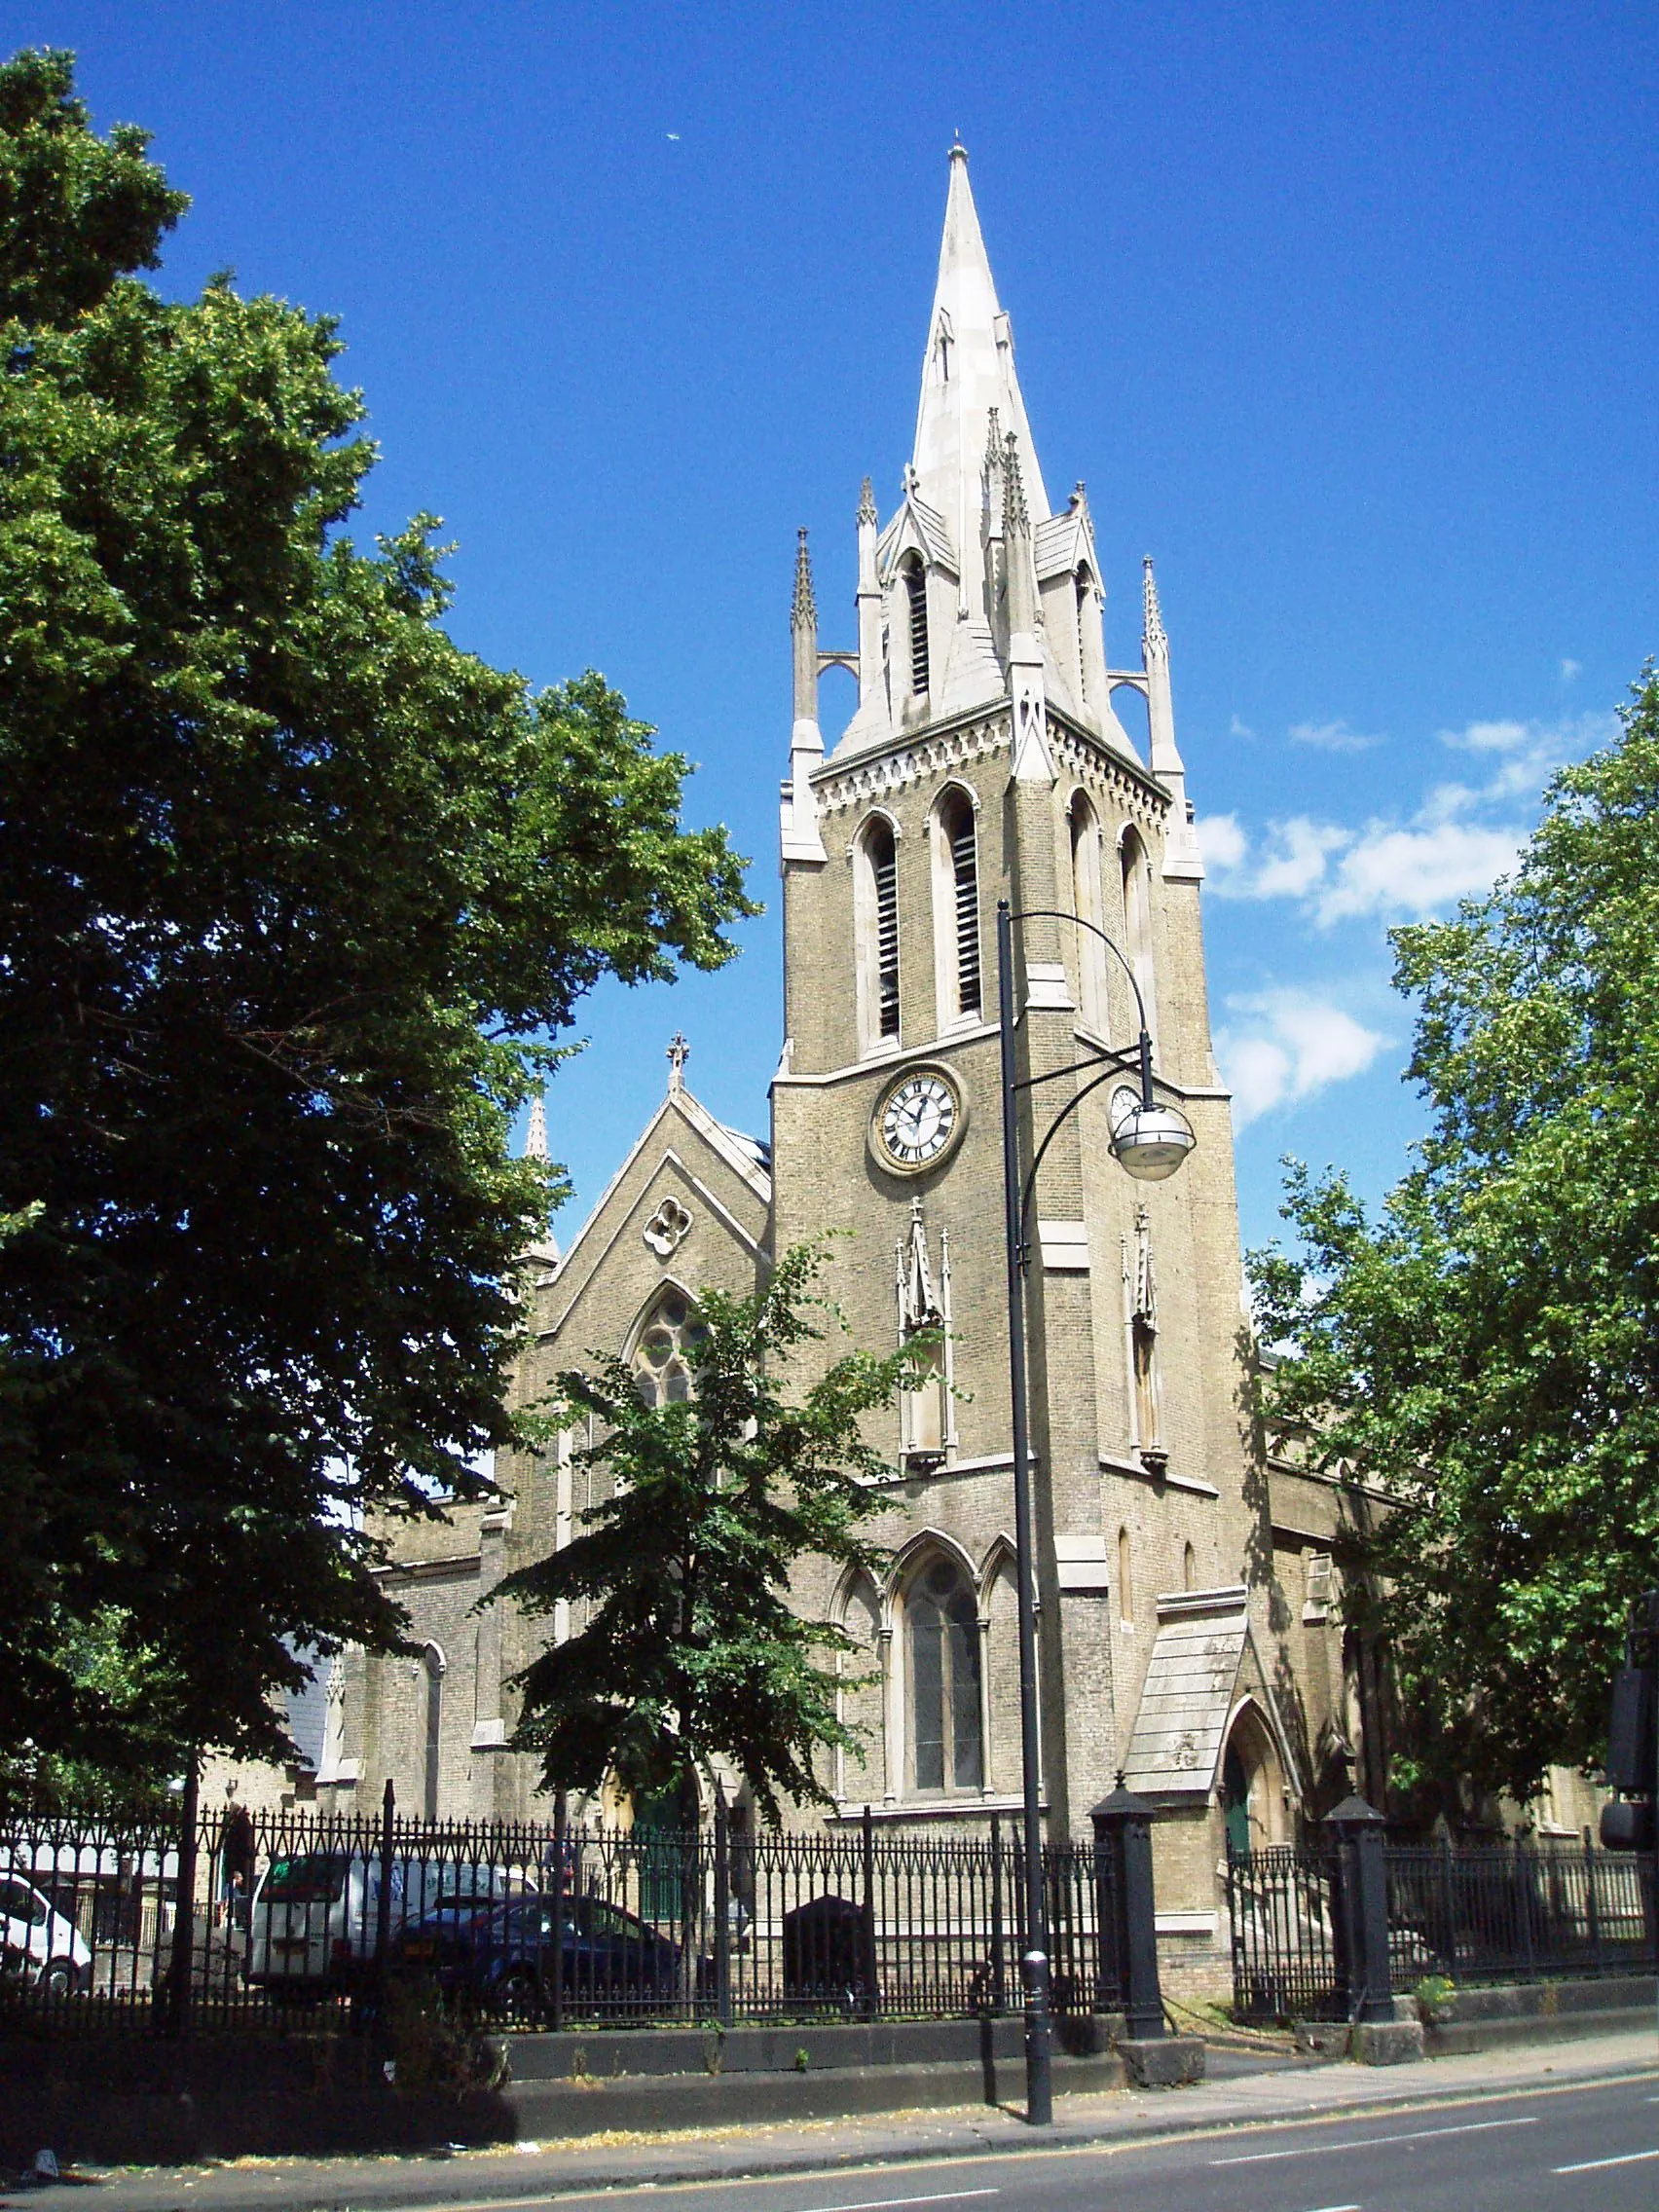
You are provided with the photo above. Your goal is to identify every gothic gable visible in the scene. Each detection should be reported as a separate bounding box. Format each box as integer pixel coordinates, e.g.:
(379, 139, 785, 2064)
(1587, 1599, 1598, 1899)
(532, 1065, 771, 1379)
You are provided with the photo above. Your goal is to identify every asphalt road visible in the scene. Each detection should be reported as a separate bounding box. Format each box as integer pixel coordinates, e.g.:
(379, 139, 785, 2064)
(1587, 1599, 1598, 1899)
(483, 2077, 1659, 2212)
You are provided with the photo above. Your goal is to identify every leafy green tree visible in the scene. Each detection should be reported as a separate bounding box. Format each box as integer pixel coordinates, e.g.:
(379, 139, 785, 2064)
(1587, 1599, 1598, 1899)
(1251, 668, 1659, 1813)
(501, 1244, 933, 1825)
(0, 50, 755, 1780)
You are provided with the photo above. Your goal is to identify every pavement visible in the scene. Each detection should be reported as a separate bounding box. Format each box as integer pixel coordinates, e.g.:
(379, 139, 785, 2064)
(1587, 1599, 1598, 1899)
(8, 2025, 1656, 2212)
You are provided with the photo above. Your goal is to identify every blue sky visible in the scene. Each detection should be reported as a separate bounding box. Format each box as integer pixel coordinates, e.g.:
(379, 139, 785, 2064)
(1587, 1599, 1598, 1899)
(12, 1, 1656, 1253)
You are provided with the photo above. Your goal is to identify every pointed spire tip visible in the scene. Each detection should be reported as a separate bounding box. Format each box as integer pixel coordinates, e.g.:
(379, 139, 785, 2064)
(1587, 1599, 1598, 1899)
(792, 526, 816, 631)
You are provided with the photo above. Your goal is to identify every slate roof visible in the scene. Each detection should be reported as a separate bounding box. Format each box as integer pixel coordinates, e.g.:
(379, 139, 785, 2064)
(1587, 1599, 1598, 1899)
(1121, 1587, 1254, 1801)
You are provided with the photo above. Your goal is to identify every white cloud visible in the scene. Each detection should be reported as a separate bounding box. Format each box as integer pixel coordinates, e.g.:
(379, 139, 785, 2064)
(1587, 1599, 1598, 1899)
(1229, 713, 1256, 740)
(1254, 818, 1351, 901)
(1289, 718, 1383, 754)
(1440, 718, 1530, 753)
(1561, 658, 1581, 683)
(1313, 821, 1524, 924)
(1208, 711, 1617, 927)
(1196, 811, 1247, 872)
(1215, 990, 1390, 1127)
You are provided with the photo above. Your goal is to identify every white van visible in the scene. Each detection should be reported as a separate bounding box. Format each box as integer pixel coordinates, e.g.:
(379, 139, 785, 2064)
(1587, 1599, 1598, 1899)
(0, 1871, 92, 1998)
(247, 1850, 523, 1991)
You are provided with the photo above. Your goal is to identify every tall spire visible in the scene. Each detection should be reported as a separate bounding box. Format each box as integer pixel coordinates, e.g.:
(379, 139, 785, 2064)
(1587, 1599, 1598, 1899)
(1141, 557, 1201, 881)
(855, 481, 882, 709)
(524, 1088, 547, 1163)
(1141, 554, 1168, 667)
(781, 528, 827, 863)
(791, 527, 818, 724)
(911, 145, 1049, 624)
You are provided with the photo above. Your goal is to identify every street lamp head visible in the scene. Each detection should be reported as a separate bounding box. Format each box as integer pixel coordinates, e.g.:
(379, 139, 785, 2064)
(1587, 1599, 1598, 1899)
(1110, 1102, 1197, 1182)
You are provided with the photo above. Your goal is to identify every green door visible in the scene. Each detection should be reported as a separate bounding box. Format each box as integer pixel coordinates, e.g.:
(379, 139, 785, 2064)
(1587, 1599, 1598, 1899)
(634, 1788, 682, 1925)
(1223, 1744, 1252, 1859)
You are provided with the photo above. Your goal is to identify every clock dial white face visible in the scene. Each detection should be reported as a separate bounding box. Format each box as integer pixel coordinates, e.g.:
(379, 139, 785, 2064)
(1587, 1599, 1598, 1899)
(878, 1072, 959, 1170)
(1109, 1086, 1141, 1137)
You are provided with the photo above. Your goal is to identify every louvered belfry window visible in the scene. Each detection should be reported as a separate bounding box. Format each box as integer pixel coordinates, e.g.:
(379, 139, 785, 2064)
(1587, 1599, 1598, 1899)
(904, 560, 930, 695)
(950, 811, 979, 1015)
(941, 787, 981, 1017)
(867, 818, 901, 1038)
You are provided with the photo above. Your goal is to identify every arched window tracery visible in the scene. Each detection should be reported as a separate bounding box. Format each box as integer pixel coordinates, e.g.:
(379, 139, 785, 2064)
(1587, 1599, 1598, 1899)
(906, 1554, 982, 1794)
(632, 1287, 707, 1407)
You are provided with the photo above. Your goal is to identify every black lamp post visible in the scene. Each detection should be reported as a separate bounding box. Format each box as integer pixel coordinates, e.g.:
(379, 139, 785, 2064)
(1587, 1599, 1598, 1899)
(995, 900, 1196, 2125)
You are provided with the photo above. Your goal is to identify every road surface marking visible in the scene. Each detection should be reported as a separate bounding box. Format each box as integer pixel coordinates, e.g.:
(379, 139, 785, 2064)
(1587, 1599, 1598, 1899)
(1554, 2148, 1659, 2173)
(796, 2194, 1000, 2212)
(1213, 2115, 1538, 2165)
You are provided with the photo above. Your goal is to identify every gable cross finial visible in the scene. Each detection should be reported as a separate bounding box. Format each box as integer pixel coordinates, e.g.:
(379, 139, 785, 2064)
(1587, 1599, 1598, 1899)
(666, 1033, 690, 1091)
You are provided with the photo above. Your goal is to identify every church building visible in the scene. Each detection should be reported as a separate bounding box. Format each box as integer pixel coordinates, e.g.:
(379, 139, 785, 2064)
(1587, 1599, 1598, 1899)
(304, 148, 1385, 1984)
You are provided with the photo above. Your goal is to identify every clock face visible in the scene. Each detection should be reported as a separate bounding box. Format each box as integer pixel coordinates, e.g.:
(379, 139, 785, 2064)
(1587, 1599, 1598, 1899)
(1109, 1086, 1141, 1136)
(874, 1069, 963, 1174)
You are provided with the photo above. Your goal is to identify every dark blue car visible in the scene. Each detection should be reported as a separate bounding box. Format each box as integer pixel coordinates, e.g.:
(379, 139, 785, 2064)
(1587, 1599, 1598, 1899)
(395, 1890, 694, 2015)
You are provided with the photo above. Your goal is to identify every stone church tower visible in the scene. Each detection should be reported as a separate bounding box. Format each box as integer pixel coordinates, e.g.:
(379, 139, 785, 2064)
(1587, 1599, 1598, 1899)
(299, 148, 1380, 1984)
(768, 143, 1315, 1906)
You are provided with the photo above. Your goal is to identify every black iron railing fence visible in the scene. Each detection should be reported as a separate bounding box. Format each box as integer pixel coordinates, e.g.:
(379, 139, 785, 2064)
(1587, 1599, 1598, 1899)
(1228, 1835, 1658, 2024)
(0, 1796, 1124, 2038)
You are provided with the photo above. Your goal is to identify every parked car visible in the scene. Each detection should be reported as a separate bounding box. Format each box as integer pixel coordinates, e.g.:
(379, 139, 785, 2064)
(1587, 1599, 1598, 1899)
(246, 1850, 525, 1993)
(395, 1890, 702, 2014)
(0, 1872, 91, 1999)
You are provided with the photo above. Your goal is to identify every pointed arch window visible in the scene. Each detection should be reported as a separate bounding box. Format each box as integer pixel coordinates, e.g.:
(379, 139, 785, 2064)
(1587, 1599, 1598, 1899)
(856, 814, 902, 1050)
(907, 1555, 982, 1793)
(632, 1287, 707, 1407)
(1074, 565, 1106, 712)
(1068, 793, 1106, 1033)
(903, 557, 930, 696)
(1120, 826, 1158, 1048)
(932, 786, 980, 1024)
(421, 1644, 445, 1823)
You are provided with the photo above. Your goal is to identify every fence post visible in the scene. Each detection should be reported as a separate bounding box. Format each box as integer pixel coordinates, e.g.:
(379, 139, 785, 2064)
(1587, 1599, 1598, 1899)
(374, 1778, 395, 2011)
(861, 1803, 879, 2022)
(989, 1814, 1007, 2014)
(714, 1784, 732, 2026)
(165, 1751, 201, 2040)
(1090, 1780, 1164, 2039)
(1438, 1831, 1457, 1980)
(549, 1788, 567, 2032)
(1326, 1793, 1392, 2024)
(1582, 1827, 1603, 1976)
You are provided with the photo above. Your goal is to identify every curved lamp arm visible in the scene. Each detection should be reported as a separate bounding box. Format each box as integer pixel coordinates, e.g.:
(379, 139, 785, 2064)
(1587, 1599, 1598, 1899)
(1001, 903, 1194, 1272)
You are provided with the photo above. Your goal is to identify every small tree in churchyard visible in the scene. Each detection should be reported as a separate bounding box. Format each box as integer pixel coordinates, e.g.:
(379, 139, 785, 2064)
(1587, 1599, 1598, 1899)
(500, 1243, 936, 1831)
